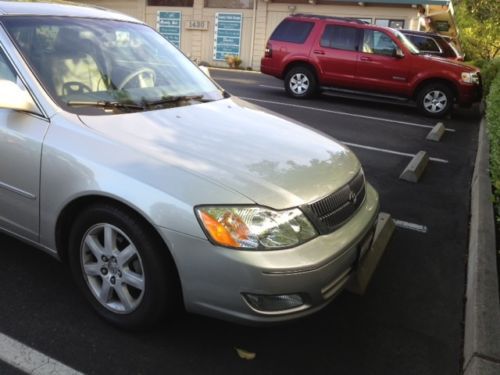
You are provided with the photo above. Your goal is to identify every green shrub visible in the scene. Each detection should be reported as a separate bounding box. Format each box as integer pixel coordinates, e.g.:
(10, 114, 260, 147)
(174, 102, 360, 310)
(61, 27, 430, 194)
(470, 58, 500, 98)
(486, 70, 500, 221)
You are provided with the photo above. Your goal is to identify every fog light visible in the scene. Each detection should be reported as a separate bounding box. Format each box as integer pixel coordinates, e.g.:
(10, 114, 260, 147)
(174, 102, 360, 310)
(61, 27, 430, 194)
(243, 293, 304, 312)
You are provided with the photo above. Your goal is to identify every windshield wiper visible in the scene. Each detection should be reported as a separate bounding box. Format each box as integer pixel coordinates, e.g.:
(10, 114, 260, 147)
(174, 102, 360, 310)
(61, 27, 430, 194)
(142, 95, 211, 108)
(66, 100, 145, 111)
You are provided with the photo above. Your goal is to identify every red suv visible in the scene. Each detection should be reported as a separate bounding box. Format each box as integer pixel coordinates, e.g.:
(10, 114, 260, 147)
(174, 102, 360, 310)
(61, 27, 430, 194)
(261, 14, 481, 118)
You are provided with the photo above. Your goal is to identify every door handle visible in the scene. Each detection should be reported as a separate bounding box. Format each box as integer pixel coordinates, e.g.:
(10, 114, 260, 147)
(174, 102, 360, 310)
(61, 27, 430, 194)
(313, 50, 325, 55)
(360, 56, 372, 61)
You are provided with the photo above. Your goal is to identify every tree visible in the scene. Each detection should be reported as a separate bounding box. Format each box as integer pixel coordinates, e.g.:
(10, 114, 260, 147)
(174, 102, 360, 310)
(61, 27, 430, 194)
(455, 0, 500, 60)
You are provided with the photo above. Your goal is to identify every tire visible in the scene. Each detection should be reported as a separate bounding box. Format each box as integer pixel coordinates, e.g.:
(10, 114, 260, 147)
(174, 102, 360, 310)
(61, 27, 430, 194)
(68, 203, 179, 329)
(416, 82, 454, 118)
(284, 66, 318, 99)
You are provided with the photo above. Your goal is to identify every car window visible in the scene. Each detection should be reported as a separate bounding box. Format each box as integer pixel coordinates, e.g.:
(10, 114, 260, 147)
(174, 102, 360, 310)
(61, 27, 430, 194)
(407, 35, 440, 52)
(3, 16, 224, 115)
(270, 20, 314, 44)
(435, 38, 459, 58)
(362, 30, 398, 56)
(320, 25, 358, 51)
(0, 48, 17, 82)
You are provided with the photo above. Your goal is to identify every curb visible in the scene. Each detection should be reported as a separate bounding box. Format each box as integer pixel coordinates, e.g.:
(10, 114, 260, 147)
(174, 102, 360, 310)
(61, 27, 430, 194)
(463, 118, 500, 374)
(207, 67, 261, 74)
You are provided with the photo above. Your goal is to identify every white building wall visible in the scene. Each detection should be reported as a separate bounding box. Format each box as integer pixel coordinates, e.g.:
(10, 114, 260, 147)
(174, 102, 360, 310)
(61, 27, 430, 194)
(78, 0, 420, 70)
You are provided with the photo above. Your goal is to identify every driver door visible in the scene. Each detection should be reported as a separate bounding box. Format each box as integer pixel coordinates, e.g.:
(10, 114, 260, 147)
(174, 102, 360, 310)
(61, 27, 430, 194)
(356, 29, 410, 95)
(0, 47, 48, 241)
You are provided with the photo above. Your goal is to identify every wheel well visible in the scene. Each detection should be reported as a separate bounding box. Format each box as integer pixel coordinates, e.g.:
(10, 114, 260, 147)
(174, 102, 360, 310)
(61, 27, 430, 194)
(414, 78, 458, 101)
(283, 61, 318, 81)
(56, 196, 166, 264)
(56, 195, 185, 310)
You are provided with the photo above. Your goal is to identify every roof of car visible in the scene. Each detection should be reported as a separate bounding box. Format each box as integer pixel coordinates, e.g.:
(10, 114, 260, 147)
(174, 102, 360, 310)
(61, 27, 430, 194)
(0, 0, 140, 23)
(291, 14, 367, 25)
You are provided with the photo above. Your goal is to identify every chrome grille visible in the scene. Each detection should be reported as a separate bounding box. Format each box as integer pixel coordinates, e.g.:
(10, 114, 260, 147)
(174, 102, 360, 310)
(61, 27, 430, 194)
(308, 171, 366, 232)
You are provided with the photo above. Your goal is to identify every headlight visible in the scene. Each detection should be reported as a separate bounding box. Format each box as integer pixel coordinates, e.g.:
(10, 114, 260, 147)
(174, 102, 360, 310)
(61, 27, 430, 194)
(461, 72, 480, 84)
(195, 206, 318, 249)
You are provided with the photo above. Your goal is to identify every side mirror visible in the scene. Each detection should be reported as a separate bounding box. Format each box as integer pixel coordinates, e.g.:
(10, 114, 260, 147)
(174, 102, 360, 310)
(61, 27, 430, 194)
(394, 47, 405, 59)
(199, 65, 211, 77)
(0, 80, 40, 114)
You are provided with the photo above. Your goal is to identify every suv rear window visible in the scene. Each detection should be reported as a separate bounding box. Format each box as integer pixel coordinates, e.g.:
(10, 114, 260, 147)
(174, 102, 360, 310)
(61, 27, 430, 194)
(270, 20, 314, 44)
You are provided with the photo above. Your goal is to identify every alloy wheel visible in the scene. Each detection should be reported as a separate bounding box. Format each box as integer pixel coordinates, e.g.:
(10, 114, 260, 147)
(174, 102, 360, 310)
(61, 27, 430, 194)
(290, 73, 310, 95)
(80, 223, 145, 314)
(423, 90, 448, 114)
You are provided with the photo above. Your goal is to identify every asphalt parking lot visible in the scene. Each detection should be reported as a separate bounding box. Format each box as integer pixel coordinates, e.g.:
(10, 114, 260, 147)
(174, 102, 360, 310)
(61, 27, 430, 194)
(0, 69, 480, 375)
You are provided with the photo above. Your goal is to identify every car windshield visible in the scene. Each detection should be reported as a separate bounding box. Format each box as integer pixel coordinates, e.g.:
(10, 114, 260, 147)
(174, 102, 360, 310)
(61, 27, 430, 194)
(2, 16, 225, 115)
(388, 29, 419, 55)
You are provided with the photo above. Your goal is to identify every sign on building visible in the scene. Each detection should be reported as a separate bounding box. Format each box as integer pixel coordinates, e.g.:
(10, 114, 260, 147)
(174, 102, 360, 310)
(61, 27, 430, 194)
(213, 12, 242, 61)
(157, 11, 182, 48)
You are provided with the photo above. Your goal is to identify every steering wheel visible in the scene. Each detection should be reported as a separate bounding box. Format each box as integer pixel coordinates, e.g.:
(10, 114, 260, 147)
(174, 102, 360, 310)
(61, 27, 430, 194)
(118, 68, 156, 90)
(62, 81, 92, 96)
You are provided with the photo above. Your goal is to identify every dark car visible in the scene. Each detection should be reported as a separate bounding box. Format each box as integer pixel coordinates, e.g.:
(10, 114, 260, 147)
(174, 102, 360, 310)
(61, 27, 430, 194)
(261, 14, 480, 117)
(400, 29, 464, 61)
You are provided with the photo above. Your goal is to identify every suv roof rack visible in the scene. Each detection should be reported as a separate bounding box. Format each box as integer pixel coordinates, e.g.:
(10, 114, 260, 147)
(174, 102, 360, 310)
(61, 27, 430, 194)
(292, 14, 368, 24)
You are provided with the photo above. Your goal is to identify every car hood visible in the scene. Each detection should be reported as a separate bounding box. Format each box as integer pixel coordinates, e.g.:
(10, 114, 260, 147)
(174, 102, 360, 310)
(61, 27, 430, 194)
(78, 97, 360, 209)
(420, 54, 477, 71)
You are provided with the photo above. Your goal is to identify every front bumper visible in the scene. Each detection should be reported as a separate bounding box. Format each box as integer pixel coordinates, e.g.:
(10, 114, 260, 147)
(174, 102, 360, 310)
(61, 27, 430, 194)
(457, 82, 482, 106)
(158, 184, 380, 324)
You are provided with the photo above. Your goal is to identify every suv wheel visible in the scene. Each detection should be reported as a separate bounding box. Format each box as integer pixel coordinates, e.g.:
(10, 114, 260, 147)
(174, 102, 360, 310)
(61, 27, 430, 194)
(68, 204, 178, 329)
(285, 66, 317, 98)
(417, 83, 453, 118)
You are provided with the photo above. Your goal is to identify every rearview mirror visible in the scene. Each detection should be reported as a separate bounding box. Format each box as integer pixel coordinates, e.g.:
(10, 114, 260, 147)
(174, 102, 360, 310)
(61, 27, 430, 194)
(394, 47, 405, 59)
(0, 80, 40, 114)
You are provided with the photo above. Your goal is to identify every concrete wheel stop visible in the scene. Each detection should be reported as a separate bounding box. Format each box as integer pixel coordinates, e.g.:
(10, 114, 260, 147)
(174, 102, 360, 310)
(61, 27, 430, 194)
(347, 212, 395, 295)
(399, 151, 429, 183)
(426, 122, 446, 142)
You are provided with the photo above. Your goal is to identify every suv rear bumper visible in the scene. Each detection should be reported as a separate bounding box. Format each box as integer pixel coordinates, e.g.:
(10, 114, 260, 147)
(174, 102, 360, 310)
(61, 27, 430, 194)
(261, 57, 281, 77)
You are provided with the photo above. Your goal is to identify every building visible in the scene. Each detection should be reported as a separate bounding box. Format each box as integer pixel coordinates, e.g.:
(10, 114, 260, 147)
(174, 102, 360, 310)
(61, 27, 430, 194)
(77, 0, 458, 70)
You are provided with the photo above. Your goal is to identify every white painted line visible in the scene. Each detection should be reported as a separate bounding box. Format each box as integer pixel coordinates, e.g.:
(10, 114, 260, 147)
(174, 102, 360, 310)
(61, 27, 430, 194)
(259, 84, 283, 90)
(393, 219, 428, 233)
(240, 96, 456, 132)
(342, 141, 449, 164)
(0, 332, 82, 374)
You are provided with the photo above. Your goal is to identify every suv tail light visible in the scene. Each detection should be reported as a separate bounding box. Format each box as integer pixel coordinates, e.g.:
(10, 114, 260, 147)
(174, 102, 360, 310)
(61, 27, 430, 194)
(265, 42, 272, 58)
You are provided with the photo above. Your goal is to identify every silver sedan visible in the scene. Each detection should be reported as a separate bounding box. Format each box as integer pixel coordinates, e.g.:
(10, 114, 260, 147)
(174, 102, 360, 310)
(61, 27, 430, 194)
(0, 1, 379, 329)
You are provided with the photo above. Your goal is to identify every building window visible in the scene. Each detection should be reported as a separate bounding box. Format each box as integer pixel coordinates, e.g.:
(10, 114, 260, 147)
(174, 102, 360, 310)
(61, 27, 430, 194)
(147, 0, 194, 6)
(204, 0, 254, 9)
(375, 19, 405, 29)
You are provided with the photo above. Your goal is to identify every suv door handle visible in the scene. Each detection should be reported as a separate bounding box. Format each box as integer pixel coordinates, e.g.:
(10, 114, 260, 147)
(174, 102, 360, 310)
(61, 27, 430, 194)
(313, 50, 325, 55)
(360, 56, 372, 61)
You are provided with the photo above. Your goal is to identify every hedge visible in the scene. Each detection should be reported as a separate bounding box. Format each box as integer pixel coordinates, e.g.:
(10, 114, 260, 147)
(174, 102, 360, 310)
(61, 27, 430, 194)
(486, 69, 500, 221)
(468, 58, 500, 97)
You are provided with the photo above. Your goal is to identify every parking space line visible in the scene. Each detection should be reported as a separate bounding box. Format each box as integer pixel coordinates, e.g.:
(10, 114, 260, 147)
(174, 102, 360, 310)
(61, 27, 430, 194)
(240, 96, 456, 132)
(393, 219, 428, 233)
(342, 142, 449, 163)
(259, 84, 282, 90)
(0, 332, 82, 374)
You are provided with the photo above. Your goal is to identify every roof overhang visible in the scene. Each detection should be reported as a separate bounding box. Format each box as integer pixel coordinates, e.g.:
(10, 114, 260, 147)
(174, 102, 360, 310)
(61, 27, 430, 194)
(320, 0, 450, 5)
